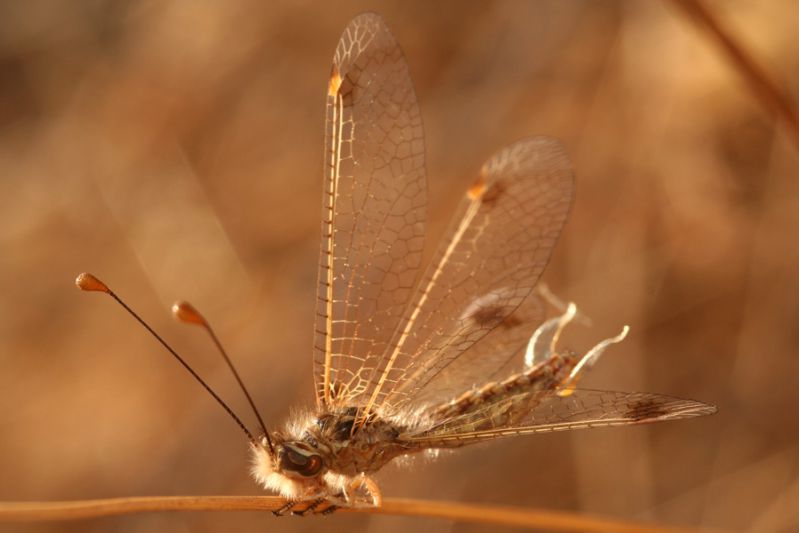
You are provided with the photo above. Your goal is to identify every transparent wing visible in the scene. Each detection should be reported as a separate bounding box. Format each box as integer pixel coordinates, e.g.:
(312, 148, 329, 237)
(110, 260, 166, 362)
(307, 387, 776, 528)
(409, 294, 545, 408)
(404, 389, 717, 446)
(313, 13, 426, 407)
(361, 137, 573, 416)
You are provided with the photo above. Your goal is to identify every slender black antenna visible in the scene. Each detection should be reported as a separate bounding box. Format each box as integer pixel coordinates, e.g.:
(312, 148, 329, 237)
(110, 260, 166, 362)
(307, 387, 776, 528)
(75, 273, 258, 446)
(172, 300, 275, 456)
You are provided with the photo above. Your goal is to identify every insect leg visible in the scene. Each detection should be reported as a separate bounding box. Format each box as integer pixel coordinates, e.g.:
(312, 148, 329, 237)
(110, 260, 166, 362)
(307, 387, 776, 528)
(291, 498, 325, 516)
(345, 474, 383, 506)
(360, 475, 382, 507)
(272, 501, 296, 516)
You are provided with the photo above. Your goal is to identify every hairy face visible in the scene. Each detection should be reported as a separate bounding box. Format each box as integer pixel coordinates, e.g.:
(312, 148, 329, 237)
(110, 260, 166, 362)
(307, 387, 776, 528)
(276, 441, 325, 478)
(250, 437, 330, 499)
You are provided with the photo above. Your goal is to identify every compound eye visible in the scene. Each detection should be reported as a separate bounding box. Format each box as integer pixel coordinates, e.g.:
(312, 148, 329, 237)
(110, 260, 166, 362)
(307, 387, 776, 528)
(298, 454, 323, 477)
(281, 446, 323, 477)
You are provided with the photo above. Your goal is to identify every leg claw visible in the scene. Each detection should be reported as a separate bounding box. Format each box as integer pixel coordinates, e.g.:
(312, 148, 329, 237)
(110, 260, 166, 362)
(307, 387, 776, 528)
(272, 501, 295, 516)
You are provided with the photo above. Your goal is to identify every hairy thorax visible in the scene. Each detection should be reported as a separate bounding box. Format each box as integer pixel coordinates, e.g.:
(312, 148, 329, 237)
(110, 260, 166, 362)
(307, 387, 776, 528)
(250, 405, 422, 502)
(302, 406, 411, 475)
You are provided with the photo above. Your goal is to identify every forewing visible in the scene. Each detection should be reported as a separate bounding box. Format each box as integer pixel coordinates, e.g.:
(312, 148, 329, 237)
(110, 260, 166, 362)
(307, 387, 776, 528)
(314, 13, 426, 407)
(404, 389, 717, 445)
(362, 137, 573, 414)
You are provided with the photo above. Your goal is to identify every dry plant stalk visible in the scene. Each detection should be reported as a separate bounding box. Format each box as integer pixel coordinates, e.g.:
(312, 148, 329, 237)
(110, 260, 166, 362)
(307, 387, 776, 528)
(0, 496, 728, 533)
(669, 0, 799, 148)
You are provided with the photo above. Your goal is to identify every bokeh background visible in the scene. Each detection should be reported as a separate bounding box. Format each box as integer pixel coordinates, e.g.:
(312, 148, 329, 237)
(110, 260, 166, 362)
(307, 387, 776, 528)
(1, 1, 798, 532)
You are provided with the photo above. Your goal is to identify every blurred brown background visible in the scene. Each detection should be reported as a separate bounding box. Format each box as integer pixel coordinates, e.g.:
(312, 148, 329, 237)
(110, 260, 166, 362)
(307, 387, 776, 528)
(1, 1, 797, 532)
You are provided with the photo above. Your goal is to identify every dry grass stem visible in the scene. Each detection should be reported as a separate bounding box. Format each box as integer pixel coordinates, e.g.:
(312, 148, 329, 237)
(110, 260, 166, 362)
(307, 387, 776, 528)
(668, 0, 799, 148)
(0, 496, 729, 533)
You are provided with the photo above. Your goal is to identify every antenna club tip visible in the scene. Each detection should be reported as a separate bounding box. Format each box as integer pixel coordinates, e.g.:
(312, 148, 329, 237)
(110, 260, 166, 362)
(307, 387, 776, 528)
(75, 273, 109, 293)
(172, 301, 207, 326)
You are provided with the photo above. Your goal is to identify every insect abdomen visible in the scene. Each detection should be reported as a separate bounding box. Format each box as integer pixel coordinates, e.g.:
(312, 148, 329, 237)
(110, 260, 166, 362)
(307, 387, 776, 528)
(424, 354, 574, 432)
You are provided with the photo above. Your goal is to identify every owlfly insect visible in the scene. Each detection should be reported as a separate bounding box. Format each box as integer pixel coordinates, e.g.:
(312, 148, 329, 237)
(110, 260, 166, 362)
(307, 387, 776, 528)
(77, 12, 716, 516)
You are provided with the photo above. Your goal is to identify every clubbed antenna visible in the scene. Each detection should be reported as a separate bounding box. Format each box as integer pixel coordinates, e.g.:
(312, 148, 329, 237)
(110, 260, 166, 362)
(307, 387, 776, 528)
(172, 300, 275, 455)
(75, 273, 257, 446)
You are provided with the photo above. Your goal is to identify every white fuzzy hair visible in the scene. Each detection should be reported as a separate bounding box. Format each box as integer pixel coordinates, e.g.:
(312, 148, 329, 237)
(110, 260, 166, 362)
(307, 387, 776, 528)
(250, 442, 350, 501)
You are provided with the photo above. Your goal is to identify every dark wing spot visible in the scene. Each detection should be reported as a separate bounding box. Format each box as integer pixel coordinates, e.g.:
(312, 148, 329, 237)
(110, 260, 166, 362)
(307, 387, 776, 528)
(625, 398, 669, 422)
(470, 304, 508, 328)
(469, 304, 522, 330)
(480, 180, 506, 207)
